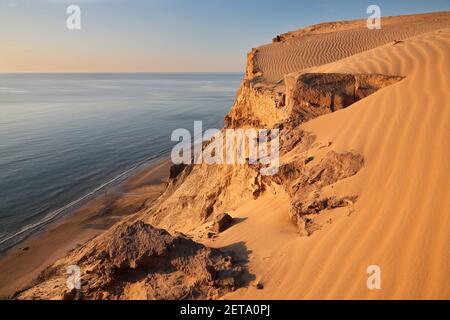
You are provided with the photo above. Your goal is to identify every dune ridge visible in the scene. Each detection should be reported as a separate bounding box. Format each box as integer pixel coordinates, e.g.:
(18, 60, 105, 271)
(254, 11, 450, 83)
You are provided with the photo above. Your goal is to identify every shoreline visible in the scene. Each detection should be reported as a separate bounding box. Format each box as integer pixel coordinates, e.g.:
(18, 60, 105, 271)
(0, 158, 171, 298)
(0, 152, 169, 254)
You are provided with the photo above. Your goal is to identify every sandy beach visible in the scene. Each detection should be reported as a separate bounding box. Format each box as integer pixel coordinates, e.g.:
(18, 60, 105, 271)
(0, 159, 171, 298)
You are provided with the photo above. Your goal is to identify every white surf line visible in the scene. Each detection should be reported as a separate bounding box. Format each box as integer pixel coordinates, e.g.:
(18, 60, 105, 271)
(0, 154, 164, 248)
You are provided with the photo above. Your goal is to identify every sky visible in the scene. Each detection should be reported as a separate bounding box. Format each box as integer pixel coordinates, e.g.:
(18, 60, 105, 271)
(0, 0, 449, 73)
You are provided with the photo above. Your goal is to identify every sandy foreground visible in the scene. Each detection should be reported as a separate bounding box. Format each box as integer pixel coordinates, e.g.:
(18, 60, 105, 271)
(2, 11, 450, 299)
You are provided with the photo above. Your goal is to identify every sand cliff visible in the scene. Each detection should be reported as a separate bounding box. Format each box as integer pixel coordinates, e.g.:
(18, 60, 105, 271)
(15, 11, 450, 299)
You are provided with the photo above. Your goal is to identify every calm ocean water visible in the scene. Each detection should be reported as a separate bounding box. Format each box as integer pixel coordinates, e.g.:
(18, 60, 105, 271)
(0, 73, 242, 252)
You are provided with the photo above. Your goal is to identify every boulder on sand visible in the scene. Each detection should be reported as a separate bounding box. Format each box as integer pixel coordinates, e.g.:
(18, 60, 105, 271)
(212, 213, 234, 233)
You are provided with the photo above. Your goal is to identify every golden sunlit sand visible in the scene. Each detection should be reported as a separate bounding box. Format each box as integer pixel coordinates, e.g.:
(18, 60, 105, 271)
(2, 11, 449, 300)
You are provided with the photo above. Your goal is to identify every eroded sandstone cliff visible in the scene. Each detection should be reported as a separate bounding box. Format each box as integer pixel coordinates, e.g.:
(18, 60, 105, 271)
(15, 221, 244, 300)
(16, 12, 450, 300)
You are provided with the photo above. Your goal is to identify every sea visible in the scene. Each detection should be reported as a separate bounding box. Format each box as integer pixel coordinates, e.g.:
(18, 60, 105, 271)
(0, 73, 242, 253)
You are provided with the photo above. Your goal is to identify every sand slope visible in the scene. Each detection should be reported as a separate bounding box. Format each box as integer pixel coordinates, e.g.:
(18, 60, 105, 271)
(254, 12, 450, 83)
(210, 28, 450, 299)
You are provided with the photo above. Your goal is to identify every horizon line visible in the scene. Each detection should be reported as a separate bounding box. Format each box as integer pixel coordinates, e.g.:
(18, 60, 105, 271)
(0, 71, 245, 75)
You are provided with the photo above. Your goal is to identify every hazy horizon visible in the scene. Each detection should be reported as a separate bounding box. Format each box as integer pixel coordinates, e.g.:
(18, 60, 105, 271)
(1, 0, 449, 73)
(0, 71, 244, 74)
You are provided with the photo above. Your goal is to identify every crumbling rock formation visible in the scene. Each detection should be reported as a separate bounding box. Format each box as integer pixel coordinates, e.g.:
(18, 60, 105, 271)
(246, 48, 263, 80)
(14, 221, 243, 300)
(225, 72, 403, 129)
(271, 150, 364, 236)
(285, 73, 404, 122)
(224, 80, 287, 128)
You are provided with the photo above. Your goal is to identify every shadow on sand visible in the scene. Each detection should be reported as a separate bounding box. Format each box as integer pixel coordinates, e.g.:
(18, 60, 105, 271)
(219, 241, 255, 288)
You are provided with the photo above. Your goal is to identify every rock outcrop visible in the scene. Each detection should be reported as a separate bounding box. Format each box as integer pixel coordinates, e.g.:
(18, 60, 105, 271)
(285, 73, 404, 122)
(212, 213, 234, 233)
(225, 72, 403, 129)
(224, 80, 287, 128)
(271, 150, 364, 236)
(14, 221, 243, 300)
(246, 48, 263, 80)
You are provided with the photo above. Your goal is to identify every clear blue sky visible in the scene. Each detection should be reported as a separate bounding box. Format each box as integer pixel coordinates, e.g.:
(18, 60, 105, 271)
(0, 0, 449, 72)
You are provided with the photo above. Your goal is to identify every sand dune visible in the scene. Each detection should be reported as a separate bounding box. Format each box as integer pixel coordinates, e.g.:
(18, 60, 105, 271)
(254, 12, 450, 83)
(212, 28, 450, 299)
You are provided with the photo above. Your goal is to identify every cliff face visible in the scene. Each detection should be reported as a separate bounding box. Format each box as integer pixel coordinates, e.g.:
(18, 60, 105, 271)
(148, 44, 407, 236)
(148, 163, 264, 233)
(177, 13, 448, 236)
(224, 80, 287, 128)
(15, 221, 244, 300)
